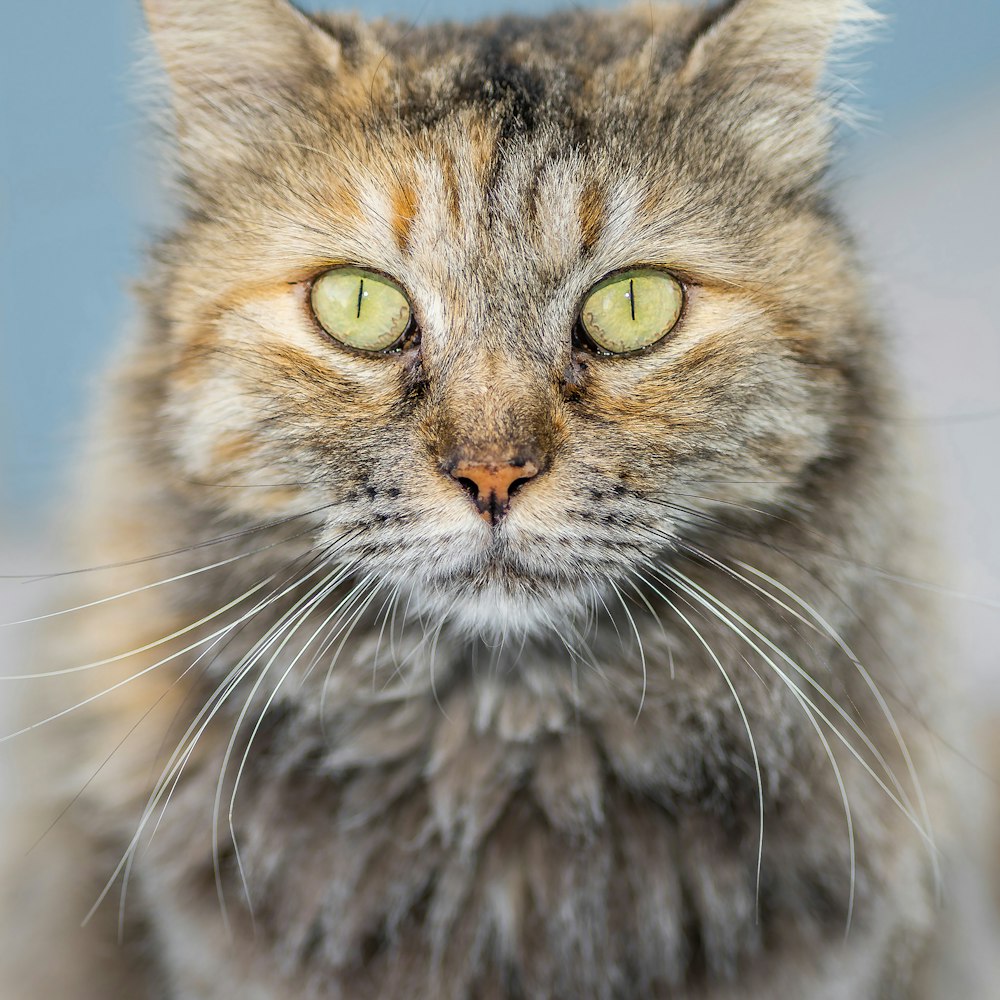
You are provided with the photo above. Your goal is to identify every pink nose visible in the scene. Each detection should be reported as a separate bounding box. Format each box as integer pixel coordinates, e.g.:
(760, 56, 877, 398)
(447, 459, 540, 524)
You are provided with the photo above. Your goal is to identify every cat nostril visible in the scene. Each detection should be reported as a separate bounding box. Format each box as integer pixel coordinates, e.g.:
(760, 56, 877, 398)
(507, 475, 534, 498)
(446, 459, 541, 524)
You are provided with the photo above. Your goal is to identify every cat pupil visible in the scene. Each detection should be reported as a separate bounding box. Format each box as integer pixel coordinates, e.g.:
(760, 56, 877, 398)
(356, 279, 365, 320)
(629, 278, 636, 322)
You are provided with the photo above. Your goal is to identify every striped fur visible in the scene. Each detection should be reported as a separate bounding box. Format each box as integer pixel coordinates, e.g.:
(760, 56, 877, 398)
(3, 2, 966, 997)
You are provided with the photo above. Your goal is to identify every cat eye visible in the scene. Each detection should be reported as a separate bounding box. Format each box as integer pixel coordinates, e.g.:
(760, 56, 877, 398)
(578, 268, 684, 354)
(311, 266, 412, 352)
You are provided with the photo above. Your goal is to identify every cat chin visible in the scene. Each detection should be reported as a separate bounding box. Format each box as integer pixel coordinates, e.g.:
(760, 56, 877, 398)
(398, 574, 602, 644)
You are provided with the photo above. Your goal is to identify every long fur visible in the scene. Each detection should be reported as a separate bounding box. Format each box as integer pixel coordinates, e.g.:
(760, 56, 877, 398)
(1, 2, 965, 997)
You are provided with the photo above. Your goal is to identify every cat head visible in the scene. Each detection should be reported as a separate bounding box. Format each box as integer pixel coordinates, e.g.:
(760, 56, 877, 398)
(134, 0, 881, 640)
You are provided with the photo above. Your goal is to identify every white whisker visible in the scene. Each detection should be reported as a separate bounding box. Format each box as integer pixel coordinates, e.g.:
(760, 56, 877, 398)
(2, 579, 276, 743)
(608, 578, 648, 722)
(714, 550, 937, 891)
(631, 569, 765, 921)
(656, 565, 935, 855)
(212, 561, 364, 930)
(656, 574, 858, 935)
(85, 552, 346, 930)
(1, 526, 314, 629)
(2, 580, 274, 683)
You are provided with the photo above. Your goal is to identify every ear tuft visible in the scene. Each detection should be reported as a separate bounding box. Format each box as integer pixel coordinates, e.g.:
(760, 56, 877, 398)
(141, 0, 344, 173)
(144, 0, 341, 92)
(679, 0, 881, 186)
(681, 0, 881, 93)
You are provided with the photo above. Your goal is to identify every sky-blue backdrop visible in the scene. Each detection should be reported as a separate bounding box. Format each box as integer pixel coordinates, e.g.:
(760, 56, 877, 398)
(2, 0, 999, 514)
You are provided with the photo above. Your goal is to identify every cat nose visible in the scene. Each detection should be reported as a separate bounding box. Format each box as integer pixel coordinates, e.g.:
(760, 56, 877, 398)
(446, 458, 541, 525)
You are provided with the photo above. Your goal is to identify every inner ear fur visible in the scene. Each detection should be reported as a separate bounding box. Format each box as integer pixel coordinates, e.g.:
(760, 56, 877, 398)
(680, 0, 880, 94)
(144, 0, 343, 95)
(143, 0, 352, 174)
(677, 0, 880, 186)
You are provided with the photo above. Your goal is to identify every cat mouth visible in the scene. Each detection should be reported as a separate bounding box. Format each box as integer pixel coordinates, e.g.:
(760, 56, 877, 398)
(407, 567, 600, 640)
(356, 530, 602, 638)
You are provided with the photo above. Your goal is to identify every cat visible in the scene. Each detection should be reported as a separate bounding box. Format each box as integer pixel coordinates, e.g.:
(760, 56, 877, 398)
(0, 0, 980, 996)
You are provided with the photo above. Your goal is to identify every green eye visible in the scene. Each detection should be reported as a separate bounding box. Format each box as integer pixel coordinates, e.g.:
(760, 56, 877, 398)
(579, 268, 684, 354)
(311, 267, 412, 352)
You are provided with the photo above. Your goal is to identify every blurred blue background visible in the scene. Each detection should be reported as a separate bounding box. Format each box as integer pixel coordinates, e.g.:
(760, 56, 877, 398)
(2, 0, 999, 518)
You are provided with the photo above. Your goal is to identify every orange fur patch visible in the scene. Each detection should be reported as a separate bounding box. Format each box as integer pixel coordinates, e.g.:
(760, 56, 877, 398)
(578, 180, 606, 251)
(391, 179, 419, 252)
(211, 431, 257, 468)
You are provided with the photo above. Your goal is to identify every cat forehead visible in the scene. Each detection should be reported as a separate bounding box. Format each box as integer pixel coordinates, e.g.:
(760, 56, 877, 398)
(162, 0, 863, 301)
(351, 10, 705, 164)
(346, 6, 705, 97)
(337, 135, 650, 312)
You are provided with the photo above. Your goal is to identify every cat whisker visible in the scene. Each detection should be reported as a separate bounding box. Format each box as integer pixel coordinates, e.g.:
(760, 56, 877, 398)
(103, 560, 332, 884)
(621, 574, 669, 644)
(673, 543, 824, 636)
(654, 563, 901, 795)
(117, 552, 340, 936)
(657, 519, 940, 849)
(367, 583, 404, 691)
(678, 541, 938, 892)
(0, 501, 337, 583)
(509, 627, 533, 682)
(0, 580, 278, 742)
(647, 494, 1000, 611)
(674, 479, 799, 487)
(1, 524, 316, 629)
(116, 640, 257, 941)
(374, 612, 440, 697)
(312, 576, 386, 729)
(653, 572, 859, 936)
(106, 551, 351, 937)
(112, 652, 255, 940)
(88, 619, 286, 934)
(652, 513, 941, 759)
(214, 562, 367, 933)
(389, 583, 417, 675)
(653, 565, 935, 855)
(24, 654, 208, 857)
(2, 524, 366, 687)
(860, 572, 1000, 611)
(593, 586, 626, 650)
(26, 581, 300, 853)
(78, 545, 347, 921)
(138, 539, 364, 793)
(314, 577, 391, 707)
(181, 478, 317, 490)
(630, 567, 766, 923)
(542, 590, 609, 711)
(427, 615, 451, 723)
(663, 512, 937, 721)
(608, 578, 649, 722)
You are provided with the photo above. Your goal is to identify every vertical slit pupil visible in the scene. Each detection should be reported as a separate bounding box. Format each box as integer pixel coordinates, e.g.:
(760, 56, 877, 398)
(629, 278, 635, 322)
(356, 278, 365, 319)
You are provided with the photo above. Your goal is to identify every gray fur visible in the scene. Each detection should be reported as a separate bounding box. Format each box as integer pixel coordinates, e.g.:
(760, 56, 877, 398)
(2, 1, 962, 997)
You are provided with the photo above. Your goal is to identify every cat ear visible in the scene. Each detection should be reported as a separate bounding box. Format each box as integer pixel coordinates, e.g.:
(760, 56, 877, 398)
(679, 0, 880, 183)
(143, 0, 343, 167)
(682, 0, 878, 92)
(144, 0, 342, 88)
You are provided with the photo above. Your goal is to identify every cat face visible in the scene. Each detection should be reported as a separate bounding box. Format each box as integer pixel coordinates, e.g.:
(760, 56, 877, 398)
(140, 0, 877, 639)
